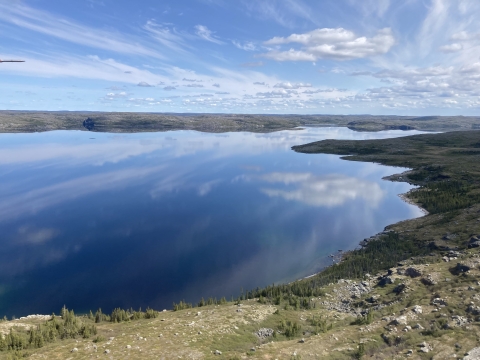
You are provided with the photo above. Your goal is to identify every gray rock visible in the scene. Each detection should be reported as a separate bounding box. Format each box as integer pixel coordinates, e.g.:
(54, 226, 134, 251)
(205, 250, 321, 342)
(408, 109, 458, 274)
(126, 345, 131, 349)
(214, 350, 222, 355)
(71, 348, 78, 353)
(443, 233, 457, 240)
(299, 338, 305, 343)
(104, 349, 110, 354)
(412, 305, 423, 314)
(468, 241, 480, 249)
(255, 328, 274, 339)
(421, 276, 437, 286)
(413, 323, 424, 330)
(463, 347, 480, 359)
(392, 315, 407, 326)
(467, 304, 480, 315)
(432, 298, 448, 306)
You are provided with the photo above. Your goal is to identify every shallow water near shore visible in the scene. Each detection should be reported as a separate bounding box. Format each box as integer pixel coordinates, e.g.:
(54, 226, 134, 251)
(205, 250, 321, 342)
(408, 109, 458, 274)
(0, 127, 425, 317)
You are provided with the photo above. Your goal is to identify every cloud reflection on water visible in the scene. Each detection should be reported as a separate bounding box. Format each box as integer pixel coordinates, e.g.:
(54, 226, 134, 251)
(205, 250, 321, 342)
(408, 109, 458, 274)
(259, 172, 384, 207)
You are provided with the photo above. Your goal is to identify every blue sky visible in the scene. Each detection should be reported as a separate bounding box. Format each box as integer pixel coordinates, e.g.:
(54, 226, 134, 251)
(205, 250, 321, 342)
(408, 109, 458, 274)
(1, 0, 479, 115)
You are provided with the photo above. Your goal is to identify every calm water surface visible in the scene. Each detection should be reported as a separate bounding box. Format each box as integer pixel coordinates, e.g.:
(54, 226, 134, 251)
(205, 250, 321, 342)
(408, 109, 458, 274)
(0, 127, 425, 316)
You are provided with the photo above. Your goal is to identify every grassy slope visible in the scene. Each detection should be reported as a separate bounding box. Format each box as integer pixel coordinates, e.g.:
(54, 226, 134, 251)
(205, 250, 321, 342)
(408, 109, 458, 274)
(2, 131, 480, 359)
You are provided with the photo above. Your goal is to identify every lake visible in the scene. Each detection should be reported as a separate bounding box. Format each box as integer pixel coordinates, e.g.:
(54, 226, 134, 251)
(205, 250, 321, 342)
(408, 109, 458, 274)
(0, 127, 425, 317)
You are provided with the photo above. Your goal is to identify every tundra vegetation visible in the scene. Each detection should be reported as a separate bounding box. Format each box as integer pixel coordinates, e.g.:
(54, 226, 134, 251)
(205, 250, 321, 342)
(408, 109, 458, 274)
(1, 122, 480, 358)
(1, 111, 480, 133)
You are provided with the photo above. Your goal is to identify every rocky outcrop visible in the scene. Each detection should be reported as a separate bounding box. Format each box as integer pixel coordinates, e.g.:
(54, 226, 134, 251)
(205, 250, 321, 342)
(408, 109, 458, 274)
(255, 328, 274, 339)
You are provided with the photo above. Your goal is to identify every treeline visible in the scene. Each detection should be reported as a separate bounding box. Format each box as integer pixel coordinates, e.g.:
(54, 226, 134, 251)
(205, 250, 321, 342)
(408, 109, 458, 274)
(0, 306, 160, 354)
(90, 307, 159, 323)
(0, 307, 96, 352)
(414, 180, 480, 214)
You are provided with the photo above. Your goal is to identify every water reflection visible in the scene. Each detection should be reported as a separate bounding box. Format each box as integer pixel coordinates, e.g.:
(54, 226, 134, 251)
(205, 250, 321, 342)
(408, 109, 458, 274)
(0, 128, 425, 316)
(259, 173, 384, 207)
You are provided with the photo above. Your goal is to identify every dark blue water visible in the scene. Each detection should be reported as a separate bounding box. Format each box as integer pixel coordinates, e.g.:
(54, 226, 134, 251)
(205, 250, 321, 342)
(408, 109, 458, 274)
(0, 127, 424, 317)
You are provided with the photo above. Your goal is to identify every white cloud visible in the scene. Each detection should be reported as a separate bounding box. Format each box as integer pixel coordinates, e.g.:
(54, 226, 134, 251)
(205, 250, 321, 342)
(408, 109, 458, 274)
(143, 21, 189, 53)
(439, 43, 463, 53)
(195, 25, 224, 44)
(0, 3, 164, 59)
(273, 82, 312, 89)
(265, 28, 356, 46)
(261, 28, 395, 61)
(232, 40, 256, 51)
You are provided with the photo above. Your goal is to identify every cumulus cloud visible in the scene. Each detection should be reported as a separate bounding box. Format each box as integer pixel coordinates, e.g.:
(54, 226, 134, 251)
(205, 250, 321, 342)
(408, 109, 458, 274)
(195, 25, 223, 44)
(261, 27, 395, 61)
(212, 83, 220, 87)
(253, 82, 266, 85)
(259, 172, 384, 207)
(185, 84, 204, 88)
(104, 91, 128, 99)
(137, 81, 154, 87)
(163, 86, 176, 91)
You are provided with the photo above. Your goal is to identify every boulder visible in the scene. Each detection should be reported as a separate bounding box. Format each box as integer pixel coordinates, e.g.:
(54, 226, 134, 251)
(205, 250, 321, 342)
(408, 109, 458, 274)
(468, 240, 480, 249)
(467, 303, 480, 315)
(451, 262, 471, 275)
(432, 298, 448, 306)
(404, 267, 422, 278)
(412, 305, 423, 314)
(378, 276, 393, 287)
(392, 315, 407, 326)
(421, 275, 437, 286)
(393, 283, 407, 294)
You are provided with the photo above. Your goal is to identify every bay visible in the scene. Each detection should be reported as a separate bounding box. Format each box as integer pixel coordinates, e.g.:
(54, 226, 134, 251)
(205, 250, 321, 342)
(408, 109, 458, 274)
(0, 127, 425, 316)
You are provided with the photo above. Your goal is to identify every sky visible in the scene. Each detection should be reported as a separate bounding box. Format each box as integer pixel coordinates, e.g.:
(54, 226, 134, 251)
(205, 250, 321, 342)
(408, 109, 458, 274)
(1, 0, 480, 115)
